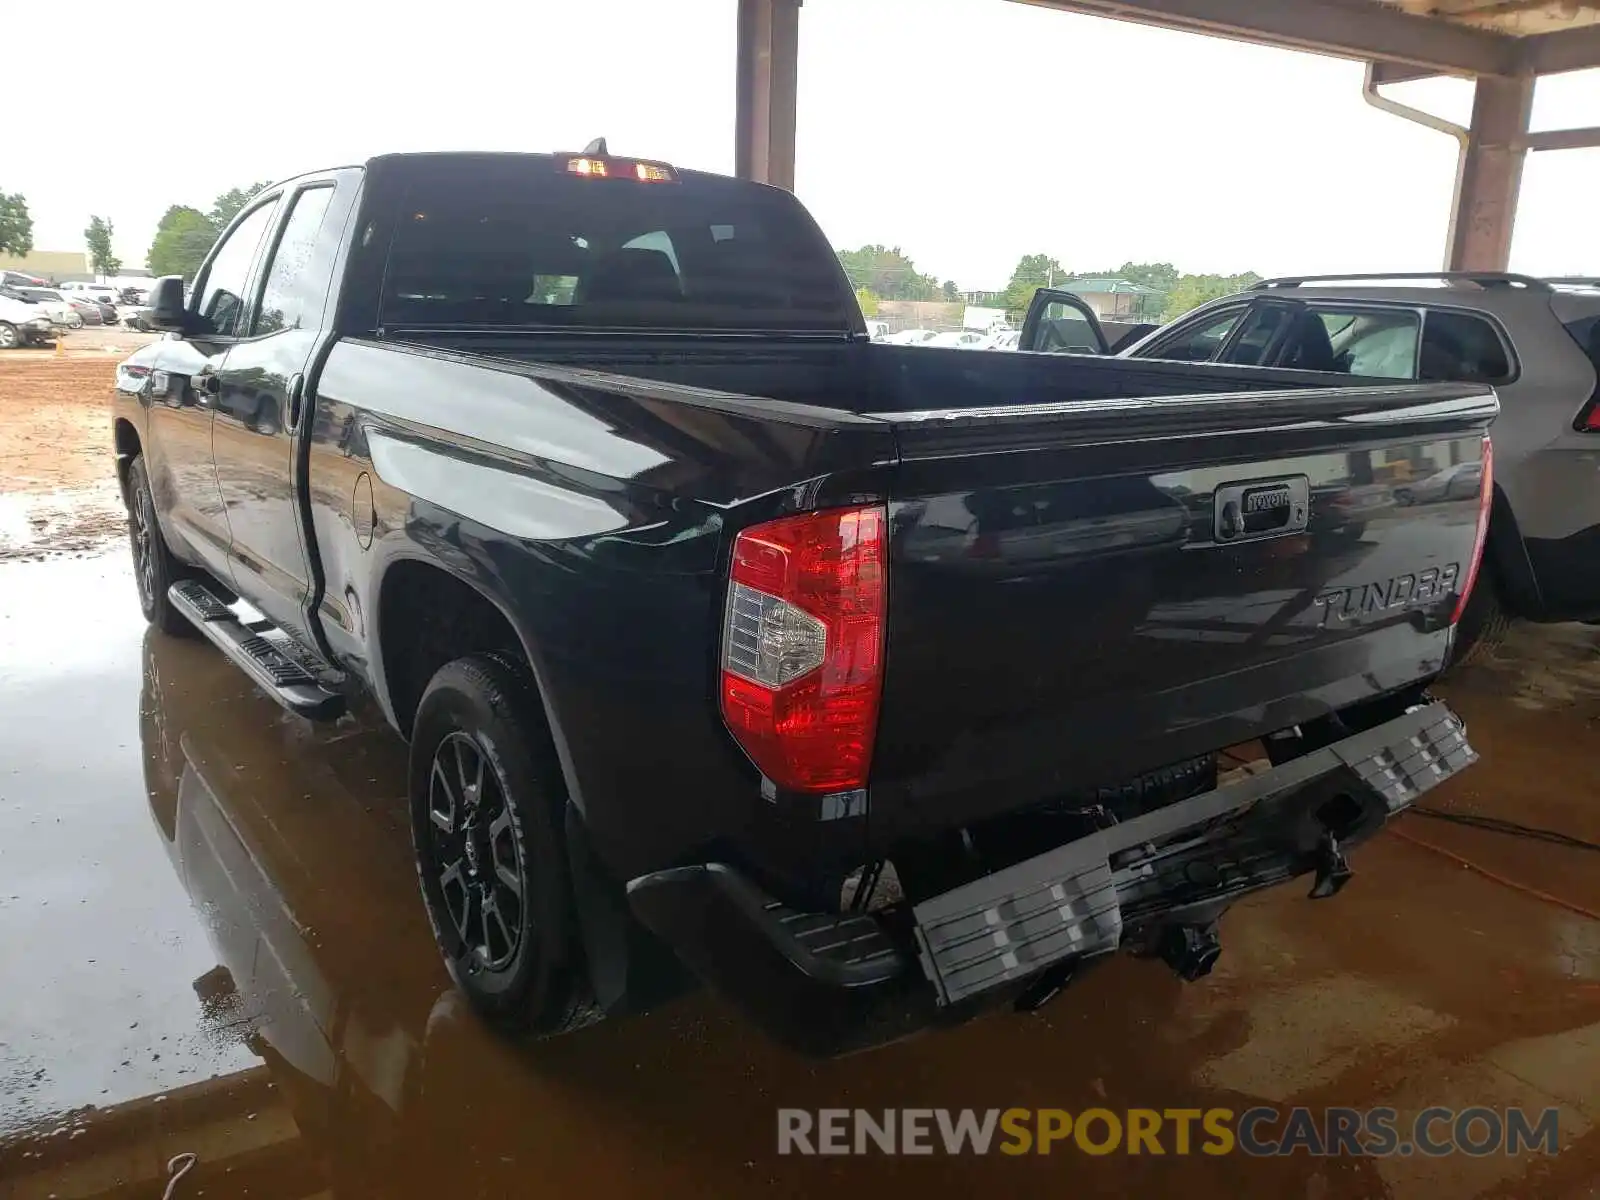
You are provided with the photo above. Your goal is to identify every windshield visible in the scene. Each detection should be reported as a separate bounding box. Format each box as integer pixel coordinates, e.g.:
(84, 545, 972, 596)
(378, 160, 855, 335)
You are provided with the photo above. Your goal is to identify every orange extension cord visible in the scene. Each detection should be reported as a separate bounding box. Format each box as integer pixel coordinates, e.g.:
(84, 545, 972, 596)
(1387, 823, 1600, 924)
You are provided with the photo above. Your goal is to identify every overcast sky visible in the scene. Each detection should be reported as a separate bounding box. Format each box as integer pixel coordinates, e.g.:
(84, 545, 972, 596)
(8, 0, 1599, 288)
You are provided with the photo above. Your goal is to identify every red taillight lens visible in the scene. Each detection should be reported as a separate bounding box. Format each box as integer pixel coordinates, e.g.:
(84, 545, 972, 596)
(719, 505, 887, 794)
(1451, 437, 1494, 624)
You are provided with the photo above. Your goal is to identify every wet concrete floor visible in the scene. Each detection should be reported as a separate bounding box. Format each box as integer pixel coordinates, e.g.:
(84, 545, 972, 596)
(4, 550, 1600, 1198)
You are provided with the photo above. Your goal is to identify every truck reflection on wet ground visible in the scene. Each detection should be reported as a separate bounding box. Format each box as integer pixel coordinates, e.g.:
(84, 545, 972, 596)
(3, 553, 1600, 1198)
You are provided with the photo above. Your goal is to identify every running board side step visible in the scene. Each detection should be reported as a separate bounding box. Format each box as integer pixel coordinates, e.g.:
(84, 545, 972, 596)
(168, 579, 346, 720)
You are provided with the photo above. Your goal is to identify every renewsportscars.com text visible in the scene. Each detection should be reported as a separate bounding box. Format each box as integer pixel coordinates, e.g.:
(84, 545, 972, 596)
(777, 1106, 1559, 1158)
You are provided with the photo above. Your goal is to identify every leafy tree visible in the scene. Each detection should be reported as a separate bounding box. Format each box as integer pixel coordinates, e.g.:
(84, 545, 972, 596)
(1161, 271, 1262, 321)
(999, 253, 1070, 318)
(942, 279, 960, 302)
(854, 287, 880, 318)
(836, 245, 940, 301)
(1111, 261, 1179, 295)
(146, 206, 218, 283)
(85, 216, 122, 276)
(0, 190, 33, 257)
(209, 182, 272, 229)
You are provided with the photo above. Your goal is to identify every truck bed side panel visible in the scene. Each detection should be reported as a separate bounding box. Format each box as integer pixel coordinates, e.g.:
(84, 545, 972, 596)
(306, 340, 897, 886)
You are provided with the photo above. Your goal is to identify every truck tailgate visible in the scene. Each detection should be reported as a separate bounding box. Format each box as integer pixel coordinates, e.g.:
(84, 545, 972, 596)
(867, 381, 1497, 844)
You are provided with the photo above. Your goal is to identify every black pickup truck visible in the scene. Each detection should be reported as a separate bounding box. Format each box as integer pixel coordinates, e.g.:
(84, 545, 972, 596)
(113, 147, 1492, 1056)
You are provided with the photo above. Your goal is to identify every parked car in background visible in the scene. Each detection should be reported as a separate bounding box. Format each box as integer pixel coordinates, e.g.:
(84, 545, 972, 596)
(21, 287, 104, 327)
(1396, 459, 1484, 507)
(0, 293, 58, 348)
(863, 319, 889, 339)
(82, 297, 119, 325)
(883, 327, 937, 345)
(1027, 273, 1600, 666)
(12, 287, 83, 328)
(925, 329, 988, 349)
(979, 328, 1020, 350)
(64, 293, 104, 326)
(61, 282, 122, 306)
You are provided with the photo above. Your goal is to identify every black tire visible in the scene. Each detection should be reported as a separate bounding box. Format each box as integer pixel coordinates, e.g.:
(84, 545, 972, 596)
(0, 321, 18, 350)
(1448, 569, 1511, 670)
(408, 653, 597, 1038)
(126, 456, 195, 637)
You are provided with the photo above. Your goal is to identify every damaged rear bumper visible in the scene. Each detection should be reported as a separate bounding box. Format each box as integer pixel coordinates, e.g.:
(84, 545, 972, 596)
(626, 702, 1475, 1057)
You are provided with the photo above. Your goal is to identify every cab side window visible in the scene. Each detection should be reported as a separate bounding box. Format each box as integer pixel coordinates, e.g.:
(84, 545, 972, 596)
(1149, 306, 1245, 362)
(1227, 304, 1300, 366)
(195, 201, 279, 338)
(253, 187, 336, 336)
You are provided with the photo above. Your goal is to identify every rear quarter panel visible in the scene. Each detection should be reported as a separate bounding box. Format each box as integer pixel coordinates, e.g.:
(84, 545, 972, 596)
(306, 339, 897, 885)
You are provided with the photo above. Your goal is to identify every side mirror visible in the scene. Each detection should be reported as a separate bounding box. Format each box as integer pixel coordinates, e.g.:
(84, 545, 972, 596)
(147, 276, 192, 334)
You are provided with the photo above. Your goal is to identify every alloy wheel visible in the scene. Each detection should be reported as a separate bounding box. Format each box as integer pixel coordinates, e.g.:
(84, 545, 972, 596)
(131, 485, 155, 607)
(427, 731, 528, 972)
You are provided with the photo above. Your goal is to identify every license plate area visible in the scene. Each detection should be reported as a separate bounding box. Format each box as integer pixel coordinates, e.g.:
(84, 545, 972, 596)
(912, 703, 1473, 1006)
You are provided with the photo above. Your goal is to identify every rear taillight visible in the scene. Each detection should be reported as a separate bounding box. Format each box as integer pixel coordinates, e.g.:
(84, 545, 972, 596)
(719, 505, 887, 794)
(1451, 437, 1494, 624)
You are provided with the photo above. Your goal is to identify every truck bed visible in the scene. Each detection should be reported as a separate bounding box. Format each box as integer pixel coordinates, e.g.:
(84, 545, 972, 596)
(334, 334, 1495, 868)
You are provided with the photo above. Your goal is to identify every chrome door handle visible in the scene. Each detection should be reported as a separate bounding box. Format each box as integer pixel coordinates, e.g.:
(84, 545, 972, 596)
(286, 373, 306, 434)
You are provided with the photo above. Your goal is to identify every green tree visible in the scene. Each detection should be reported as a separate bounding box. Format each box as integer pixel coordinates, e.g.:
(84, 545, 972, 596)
(1161, 271, 1262, 321)
(146, 206, 218, 283)
(854, 286, 881, 318)
(941, 279, 960, 302)
(0, 190, 33, 257)
(209, 181, 272, 229)
(1111, 261, 1180, 295)
(999, 253, 1070, 318)
(85, 216, 121, 277)
(835, 245, 940, 301)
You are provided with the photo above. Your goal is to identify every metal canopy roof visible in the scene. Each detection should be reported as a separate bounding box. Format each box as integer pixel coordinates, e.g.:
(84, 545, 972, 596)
(733, 0, 1597, 273)
(1016, 0, 1600, 78)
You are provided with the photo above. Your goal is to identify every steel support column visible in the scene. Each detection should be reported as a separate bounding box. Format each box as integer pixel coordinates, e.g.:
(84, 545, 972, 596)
(734, 0, 801, 190)
(1444, 74, 1535, 272)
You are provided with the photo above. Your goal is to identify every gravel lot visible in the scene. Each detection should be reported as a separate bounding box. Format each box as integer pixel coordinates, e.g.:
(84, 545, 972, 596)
(0, 335, 158, 562)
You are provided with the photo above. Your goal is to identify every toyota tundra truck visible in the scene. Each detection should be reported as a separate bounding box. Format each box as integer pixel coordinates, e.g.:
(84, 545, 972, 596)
(112, 146, 1492, 1056)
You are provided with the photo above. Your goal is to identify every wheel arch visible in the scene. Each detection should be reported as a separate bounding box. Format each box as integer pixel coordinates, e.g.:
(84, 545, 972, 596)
(113, 417, 142, 508)
(370, 553, 586, 812)
(374, 551, 645, 1017)
(1481, 483, 1542, 618)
